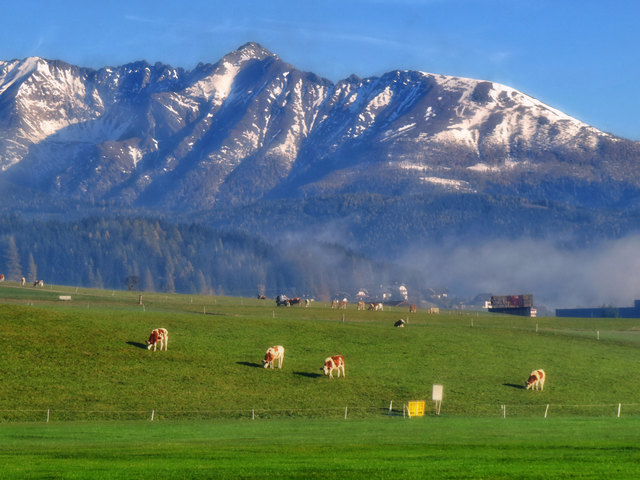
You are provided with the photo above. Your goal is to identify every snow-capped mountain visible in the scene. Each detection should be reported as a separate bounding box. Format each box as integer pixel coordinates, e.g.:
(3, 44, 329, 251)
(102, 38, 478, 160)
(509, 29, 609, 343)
(1, 42, 639, 213)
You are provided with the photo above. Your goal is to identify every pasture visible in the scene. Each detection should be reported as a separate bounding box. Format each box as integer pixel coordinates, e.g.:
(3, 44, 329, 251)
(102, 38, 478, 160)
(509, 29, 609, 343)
(1, 282, 640, 478)
(2, 418, 640, 479)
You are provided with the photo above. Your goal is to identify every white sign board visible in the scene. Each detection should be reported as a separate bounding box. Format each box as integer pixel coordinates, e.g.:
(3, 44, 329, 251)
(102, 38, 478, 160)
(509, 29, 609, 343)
(432, 384, 443, 402)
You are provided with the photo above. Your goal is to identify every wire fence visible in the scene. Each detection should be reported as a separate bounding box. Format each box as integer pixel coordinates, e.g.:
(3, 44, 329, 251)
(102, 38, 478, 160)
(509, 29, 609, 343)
(2, 402, 640, 423)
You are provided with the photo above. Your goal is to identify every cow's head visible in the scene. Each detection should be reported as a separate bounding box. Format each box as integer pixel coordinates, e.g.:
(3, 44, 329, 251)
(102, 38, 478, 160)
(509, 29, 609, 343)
(322, 362, 332, 376)
(146, 331, 157, 349)
(263, 352, 274, 368)
(525, 375, 536, 389)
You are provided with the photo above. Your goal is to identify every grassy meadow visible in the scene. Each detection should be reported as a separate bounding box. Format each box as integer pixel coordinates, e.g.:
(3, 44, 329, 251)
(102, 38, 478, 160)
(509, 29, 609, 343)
(1, 282, 640, 478)
(2, 417, 640, 479)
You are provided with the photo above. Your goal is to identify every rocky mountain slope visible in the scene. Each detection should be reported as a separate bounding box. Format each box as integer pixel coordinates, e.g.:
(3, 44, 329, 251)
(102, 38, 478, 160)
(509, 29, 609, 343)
(2, 42, 639, 216)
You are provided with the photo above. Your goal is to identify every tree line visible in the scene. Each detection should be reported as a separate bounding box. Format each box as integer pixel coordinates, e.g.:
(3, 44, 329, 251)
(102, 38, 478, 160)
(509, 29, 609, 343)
(0, 215, 396, 299)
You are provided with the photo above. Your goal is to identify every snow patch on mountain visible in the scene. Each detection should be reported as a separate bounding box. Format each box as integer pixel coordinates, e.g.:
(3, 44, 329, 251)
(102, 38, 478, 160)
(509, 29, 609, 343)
(421, 176, 475, 192)
(467, 159, 530, 173)
(187, 61, 239, 104)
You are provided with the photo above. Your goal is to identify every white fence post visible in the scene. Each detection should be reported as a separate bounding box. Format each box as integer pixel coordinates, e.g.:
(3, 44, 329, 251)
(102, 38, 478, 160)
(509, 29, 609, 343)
(252, 409, 255, 420)
(46, 409, 50, 423)
(388, 400, 393, 415)
(544, 404, 549, 418)
(150, 410, 155, 421)
(502, 405, 506, 418)
(344, 406, 348, 419)
(618, 403, 622, 418)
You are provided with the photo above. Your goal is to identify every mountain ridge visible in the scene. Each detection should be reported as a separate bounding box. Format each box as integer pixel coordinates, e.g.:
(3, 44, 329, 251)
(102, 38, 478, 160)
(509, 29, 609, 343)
(1, 42, 638, 215)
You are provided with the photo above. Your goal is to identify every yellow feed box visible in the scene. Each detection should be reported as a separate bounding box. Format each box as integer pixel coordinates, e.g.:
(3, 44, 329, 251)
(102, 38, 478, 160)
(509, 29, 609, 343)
(407, 401, 426, 417)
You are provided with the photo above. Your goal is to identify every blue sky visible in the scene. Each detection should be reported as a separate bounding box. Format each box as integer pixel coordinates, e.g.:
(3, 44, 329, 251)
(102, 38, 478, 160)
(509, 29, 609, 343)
(3, 0, 639, 140)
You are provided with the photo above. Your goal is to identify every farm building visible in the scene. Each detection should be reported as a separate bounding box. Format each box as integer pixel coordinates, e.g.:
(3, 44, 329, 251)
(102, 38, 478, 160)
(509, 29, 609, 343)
(488, 294, 536, 317)
(556, 299, 640, 318)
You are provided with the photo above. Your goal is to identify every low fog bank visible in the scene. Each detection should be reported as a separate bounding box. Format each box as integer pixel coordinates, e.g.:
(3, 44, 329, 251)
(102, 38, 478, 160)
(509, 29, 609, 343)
(401, 234, 640, 311)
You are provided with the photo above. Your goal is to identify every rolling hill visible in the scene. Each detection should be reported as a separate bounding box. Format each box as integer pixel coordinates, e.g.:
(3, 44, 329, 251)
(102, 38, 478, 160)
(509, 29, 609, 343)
(1, 284, 639, 421)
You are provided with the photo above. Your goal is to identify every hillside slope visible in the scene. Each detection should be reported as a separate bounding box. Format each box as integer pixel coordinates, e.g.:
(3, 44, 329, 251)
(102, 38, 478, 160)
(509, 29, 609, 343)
(1, 289, 639, 419)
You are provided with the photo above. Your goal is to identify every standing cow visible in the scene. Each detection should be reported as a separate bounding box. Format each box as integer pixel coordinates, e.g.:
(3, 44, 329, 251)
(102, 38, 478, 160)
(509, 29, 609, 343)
(146, 328, 169, 351)
(525, 369, 546, 391)
(322, 355, 346, 379)
(263, 345, 285, 369)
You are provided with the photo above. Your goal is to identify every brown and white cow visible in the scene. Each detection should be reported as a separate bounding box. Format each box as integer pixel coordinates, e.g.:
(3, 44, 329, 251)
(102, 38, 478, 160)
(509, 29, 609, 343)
(368, 302, 383, 311)
(263, 345, 285, 369)
(146, 328, 169, 351)
(322, 355, 345, 378)
(409, 304, 417, 313)
(525, 369, 546, 391)
(357, 301, 365, 311)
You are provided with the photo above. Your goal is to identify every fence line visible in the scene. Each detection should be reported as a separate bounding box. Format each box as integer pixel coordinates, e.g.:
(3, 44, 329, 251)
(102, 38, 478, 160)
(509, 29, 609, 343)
(1, 402, 640, 423)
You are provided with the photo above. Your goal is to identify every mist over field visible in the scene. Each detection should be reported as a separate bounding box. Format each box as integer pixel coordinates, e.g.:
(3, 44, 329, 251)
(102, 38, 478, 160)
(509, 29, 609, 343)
(403, 234, 640, 310)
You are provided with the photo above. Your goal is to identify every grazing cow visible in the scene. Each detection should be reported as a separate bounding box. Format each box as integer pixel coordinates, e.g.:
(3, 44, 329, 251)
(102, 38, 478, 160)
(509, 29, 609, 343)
(331, 299, 338, 309)
(357, 300, 365, 310)
(368, 302, 383, 311)
(263, 345, 285, 369)
(322, 355, 346, 378)
(257, 295, 266, 300)
(339, 299, 347, 309)
(525, 369, 546, 391)
(305, 298, 311, 308)
(394, 319, 406, 328)
(276, 294, 290, 307)
(146, 328, 169, 351)
(33, 280, 44, 287)
(289, 297, 302, 306)
(409, 305, 417, 313)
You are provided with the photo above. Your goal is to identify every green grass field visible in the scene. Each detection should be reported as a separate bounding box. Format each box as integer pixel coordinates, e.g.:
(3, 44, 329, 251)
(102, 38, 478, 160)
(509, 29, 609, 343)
(1, 418, 639, 479)
(1, 282, 640, 478)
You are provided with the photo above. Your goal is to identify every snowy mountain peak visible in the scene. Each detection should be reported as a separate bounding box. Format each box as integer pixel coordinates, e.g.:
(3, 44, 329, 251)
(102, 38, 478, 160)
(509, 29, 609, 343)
(223, 42, 279, 66)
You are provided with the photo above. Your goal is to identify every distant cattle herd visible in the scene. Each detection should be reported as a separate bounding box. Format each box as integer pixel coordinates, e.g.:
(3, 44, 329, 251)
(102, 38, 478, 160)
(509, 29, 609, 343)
(1, 276, 45, 287)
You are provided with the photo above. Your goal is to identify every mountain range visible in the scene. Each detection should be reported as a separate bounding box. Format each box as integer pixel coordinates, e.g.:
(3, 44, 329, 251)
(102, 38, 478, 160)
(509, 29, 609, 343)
(1, 42, 639, 305)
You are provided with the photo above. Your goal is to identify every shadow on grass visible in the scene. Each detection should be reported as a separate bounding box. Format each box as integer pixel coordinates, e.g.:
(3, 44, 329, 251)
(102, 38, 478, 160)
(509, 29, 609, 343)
(237, 361, 263, 368)
(293, 371, 323, 378)
(504, 383, 526, 390)
(127, 341, 148, 350)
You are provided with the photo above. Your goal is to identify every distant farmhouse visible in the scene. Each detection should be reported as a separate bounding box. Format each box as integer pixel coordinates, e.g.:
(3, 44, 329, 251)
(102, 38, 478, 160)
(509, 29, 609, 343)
(556, 300, 640, 318)
(489, 294, 537, 317)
